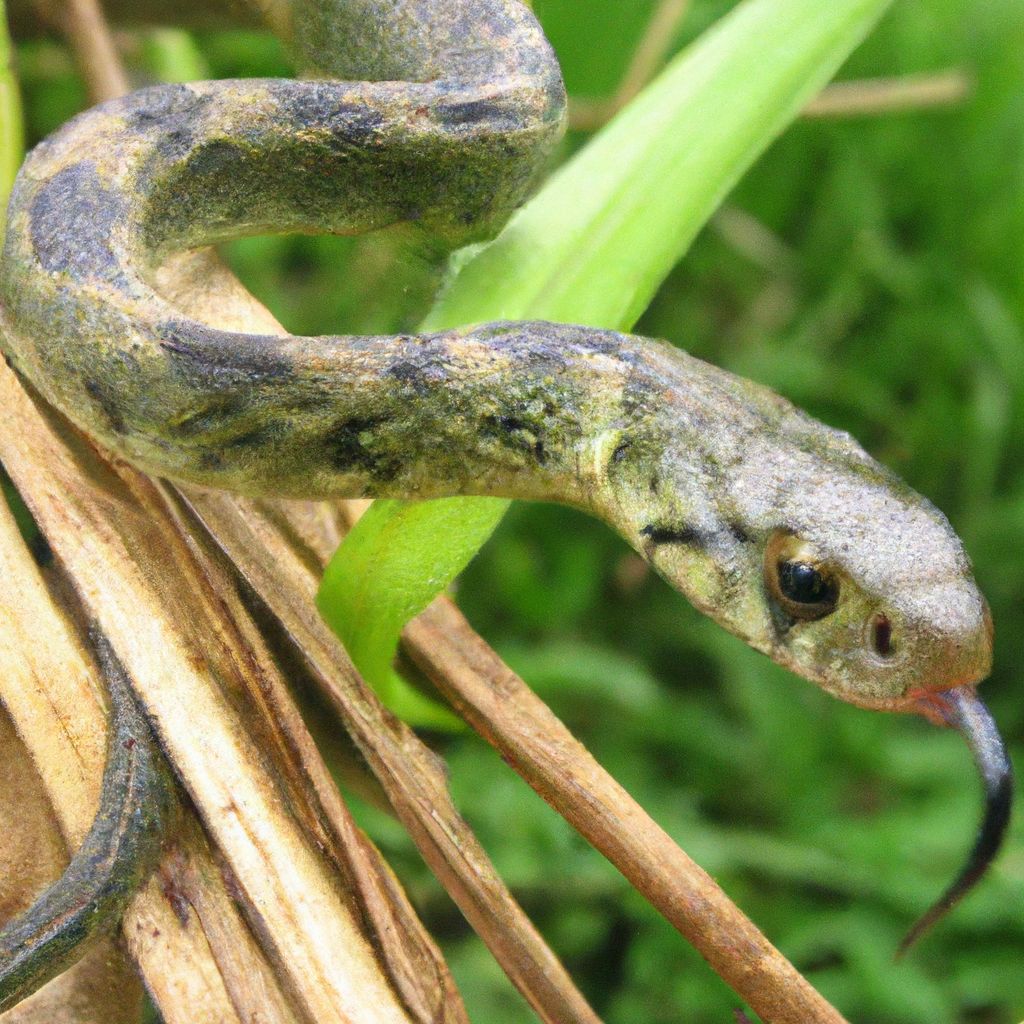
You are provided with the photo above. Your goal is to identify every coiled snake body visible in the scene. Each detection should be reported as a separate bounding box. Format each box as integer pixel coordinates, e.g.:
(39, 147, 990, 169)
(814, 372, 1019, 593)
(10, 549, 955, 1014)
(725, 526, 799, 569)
(0, 0, 1012, 1008)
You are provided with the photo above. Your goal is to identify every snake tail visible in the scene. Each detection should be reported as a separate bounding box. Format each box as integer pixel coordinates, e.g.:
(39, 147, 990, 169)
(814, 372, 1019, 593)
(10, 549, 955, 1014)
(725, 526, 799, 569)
(0, 629, 175, 1012)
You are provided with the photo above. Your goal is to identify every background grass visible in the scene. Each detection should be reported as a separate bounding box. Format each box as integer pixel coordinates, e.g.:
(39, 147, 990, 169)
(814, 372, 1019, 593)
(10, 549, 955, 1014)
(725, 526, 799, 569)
(11, 0, 1024, 1021)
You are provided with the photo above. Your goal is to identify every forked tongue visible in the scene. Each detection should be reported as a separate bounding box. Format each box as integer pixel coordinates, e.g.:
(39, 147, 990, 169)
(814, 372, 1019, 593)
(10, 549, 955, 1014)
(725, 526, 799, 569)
(898, 684, 1013, 956)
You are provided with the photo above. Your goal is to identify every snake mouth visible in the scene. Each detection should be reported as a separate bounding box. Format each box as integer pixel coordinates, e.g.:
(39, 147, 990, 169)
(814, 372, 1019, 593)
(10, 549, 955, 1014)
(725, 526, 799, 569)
(897, 684, 1013, 956)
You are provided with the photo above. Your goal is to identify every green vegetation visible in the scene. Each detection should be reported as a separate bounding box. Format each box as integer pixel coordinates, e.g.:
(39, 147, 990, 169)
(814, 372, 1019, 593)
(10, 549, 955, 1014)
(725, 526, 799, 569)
(317, 496, 507, 729)
(11, 0, 1024, 1020)
(0, 0, 22, 238)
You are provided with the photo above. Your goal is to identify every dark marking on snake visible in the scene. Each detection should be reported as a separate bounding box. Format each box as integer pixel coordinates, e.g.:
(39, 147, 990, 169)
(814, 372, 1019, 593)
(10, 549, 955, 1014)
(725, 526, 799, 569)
(640, 523, 707, 549)
(29, 163, 124, 280)
(325, 414, 400, 480)
(85, 379, 128, 435)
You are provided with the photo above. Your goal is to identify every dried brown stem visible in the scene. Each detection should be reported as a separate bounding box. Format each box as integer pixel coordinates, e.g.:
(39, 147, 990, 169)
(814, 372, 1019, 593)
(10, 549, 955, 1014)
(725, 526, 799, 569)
(612, 0, 689, 109)
(59, 0, 129, 102)
(401, 598, 848, 1024)
(230, 478, 846, 1020)
(802, 70, 970, 117)
(228, 491, 848, 1022)
(181, 487, 604, 1024)
(7, 0, 263, 38)
(572, 41, 969, 132)
(711, 206, 794, 277)
(157, 481, 469, 1024)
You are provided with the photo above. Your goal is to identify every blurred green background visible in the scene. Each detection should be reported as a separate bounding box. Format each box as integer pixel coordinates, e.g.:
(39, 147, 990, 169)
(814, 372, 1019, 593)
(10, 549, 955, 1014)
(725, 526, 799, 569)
(12, 0, 1024, 1021)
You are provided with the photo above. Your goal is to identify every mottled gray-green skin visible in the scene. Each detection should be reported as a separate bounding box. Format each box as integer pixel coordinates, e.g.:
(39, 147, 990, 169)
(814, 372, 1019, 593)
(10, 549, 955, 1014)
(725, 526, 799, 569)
(0, 633, 175, 1012)
(0, 0, 1005, 983)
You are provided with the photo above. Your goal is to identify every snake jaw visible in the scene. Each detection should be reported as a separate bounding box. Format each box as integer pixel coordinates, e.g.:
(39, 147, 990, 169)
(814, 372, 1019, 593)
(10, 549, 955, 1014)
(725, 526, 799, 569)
(897, 684, 1013, 956)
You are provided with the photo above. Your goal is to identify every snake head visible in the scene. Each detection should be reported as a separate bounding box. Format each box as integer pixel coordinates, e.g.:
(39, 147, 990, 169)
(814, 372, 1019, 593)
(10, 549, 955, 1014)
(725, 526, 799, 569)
(637, 436, 1011, 948)
(620, 361, 994, 710)
(609, 342, 1010, 947)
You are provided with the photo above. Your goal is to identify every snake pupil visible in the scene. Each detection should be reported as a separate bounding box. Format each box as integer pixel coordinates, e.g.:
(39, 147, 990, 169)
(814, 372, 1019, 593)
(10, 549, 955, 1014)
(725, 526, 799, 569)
(777, 560, 838, 607)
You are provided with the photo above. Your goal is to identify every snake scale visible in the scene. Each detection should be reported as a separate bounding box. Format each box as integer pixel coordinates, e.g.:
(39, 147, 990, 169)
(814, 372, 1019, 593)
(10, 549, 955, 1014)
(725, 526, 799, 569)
(0, 0, 1012, 1009)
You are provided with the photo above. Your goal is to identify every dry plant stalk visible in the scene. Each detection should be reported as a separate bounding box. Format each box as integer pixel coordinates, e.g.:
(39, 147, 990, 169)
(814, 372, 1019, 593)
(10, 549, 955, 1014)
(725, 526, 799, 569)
(239, 496, 849, 1022)
(0, 468, 275, 1024)
(181, 486, 606, 1024)
(568, 0, 691, 130)
(59, 0, 128, 100)
(802, 69, 970, 116)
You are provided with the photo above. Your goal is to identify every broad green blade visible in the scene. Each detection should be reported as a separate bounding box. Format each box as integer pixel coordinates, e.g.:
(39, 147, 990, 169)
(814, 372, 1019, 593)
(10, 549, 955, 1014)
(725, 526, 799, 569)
(319, 0, 893, 724)
(317, 497, 508, 728)
(140, 28, 210, 83)
(0, 0, 24, 239)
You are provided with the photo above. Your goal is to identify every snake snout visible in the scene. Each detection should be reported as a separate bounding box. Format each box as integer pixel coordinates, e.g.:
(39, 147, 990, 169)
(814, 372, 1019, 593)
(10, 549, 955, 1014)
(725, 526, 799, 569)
(900, 597, 994, 715)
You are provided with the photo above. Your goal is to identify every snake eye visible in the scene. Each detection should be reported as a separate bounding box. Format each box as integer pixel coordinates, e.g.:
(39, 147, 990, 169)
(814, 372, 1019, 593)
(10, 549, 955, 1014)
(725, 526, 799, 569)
(765, 534, 840, 621)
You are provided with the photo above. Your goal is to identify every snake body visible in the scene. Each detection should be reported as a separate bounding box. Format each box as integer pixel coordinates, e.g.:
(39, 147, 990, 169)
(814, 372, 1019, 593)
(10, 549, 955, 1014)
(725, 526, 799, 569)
(0, 632, 173, 1012)
(0, 0, 1012, 1007)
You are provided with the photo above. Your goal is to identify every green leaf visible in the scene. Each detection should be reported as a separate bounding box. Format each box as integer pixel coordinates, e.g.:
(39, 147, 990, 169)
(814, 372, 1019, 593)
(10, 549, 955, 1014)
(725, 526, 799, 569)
(318, 0, 893, 722)
(139, 28, 210, 84)
(0, 0, 24, 239)
(316, 497, 508, 728)
(424, 0, 891, 332)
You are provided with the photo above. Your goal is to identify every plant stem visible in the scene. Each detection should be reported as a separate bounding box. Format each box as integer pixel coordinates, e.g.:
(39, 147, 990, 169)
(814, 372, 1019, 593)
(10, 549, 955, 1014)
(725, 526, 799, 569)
(802, 69, 970, 116)
(59, 0, 128, 102)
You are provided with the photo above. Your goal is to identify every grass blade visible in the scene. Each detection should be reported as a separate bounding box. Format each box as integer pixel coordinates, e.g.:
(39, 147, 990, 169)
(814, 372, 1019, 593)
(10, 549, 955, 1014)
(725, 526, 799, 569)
(317, 498, 508, 727)
(1, 0, 24, 239)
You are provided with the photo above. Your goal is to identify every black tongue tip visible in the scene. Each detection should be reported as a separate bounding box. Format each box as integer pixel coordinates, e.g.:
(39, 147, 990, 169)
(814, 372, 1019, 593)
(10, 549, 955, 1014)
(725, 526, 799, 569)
(897, 685, 1013, 958)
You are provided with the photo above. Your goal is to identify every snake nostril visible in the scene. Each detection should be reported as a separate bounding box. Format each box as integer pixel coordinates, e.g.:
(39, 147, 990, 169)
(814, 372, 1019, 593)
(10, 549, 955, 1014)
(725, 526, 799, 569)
(872, 613, 893, 658)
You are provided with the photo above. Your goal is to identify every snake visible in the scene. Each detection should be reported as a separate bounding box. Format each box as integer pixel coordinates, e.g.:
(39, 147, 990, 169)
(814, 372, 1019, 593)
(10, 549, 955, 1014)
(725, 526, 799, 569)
(0, 630, 172, 1012)
(0, 0, 1012, 1009)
